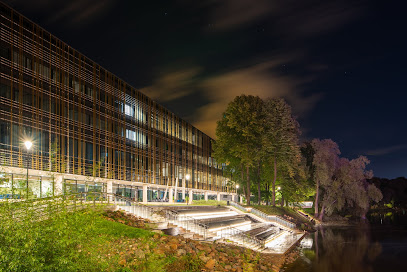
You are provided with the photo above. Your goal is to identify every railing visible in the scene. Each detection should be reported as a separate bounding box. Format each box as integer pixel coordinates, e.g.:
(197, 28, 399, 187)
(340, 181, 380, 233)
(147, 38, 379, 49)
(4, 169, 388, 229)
(217, 224, 265, 250)
(250, 208, 296, 230)
(229, 201, 248, 212)
(0, 191, 112, 223)
(229, 201, 296, 230)
(110, 194, 158, 221)
(164, 210, 210, 240)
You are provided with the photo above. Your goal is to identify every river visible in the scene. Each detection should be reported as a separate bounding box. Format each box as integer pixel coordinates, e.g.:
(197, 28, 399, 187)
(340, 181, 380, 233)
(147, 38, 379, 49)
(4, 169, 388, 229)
(282, 211, 407, 272)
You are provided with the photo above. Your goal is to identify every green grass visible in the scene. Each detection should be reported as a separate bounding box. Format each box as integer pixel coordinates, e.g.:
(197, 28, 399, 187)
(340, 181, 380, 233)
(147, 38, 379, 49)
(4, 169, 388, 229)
(0, 200, 155, 272)
(191, 200, 227, 206)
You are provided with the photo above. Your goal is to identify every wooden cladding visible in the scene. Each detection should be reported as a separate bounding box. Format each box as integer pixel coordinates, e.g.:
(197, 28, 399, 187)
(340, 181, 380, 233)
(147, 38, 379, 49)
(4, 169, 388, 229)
(0, 3, 229, 193)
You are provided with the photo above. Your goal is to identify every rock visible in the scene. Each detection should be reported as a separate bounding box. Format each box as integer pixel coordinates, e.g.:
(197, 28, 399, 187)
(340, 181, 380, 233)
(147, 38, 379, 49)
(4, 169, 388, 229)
(118, 259, 126, 266)
(134, 249, 145, 259)
(199, 255, 210, 263)
(154, 248, 165, 255)
(169, 243, 178, 251)
(205, 259, 216, 270)
(177, 248, 186, 256)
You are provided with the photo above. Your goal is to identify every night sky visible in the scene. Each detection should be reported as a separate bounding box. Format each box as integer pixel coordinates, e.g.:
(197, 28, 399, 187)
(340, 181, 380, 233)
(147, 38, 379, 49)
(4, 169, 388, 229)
(4, 0, 406, 179)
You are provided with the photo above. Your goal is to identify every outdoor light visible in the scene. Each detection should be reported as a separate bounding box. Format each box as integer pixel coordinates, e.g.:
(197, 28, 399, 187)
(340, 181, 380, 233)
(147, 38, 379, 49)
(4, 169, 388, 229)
(277, 186, 281, 190)
(185, 174, 190, 180)
(236, 184, 239, 189)
(24, 140, 32, 150)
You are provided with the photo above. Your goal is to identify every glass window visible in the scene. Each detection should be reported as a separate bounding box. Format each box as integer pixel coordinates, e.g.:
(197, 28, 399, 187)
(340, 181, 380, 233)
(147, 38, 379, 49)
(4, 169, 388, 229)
(0, 83, 11, 99)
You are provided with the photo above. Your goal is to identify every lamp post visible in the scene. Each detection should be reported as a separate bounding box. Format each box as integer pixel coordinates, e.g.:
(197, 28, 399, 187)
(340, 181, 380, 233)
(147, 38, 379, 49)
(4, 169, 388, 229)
(24, 140, 32, 199)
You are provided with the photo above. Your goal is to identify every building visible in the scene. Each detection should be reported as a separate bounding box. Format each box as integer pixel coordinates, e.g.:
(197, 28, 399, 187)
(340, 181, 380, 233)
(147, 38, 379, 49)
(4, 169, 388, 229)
(0, 2, 236, 203)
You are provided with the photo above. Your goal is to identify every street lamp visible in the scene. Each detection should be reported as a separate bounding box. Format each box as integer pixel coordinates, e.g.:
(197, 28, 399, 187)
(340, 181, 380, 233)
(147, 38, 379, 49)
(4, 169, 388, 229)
(24, 140, 32, 199)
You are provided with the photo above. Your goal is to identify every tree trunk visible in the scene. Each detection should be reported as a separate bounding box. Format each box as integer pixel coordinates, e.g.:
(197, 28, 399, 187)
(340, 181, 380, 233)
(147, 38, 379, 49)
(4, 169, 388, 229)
(272, 157, 277, 206)
(280, 194, 284, 207)
(246, 165, 251, 205)
(314, 180, 319, 217)
(318, 204, 325, 221)
(315, 228, 319, 262)
(257, 162, 261, 205)
(265, 183, 269, 205)
(257, 182, 261, 205)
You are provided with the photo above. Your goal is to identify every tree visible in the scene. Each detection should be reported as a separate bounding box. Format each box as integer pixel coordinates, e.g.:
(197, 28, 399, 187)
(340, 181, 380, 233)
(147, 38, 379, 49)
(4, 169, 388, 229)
(213, 95, 264, 205)
(262, 98, 301, 206)
(310, 139, 341, 218)
(311, 139, 382, 220)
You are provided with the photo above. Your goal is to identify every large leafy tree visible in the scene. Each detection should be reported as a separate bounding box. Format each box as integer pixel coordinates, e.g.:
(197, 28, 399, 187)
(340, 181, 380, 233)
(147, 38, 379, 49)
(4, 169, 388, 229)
(262, 98, 301, 206)
(311, 139, 382, 220)
(310, 139, 340, 217)
(213, 95, 264, 205)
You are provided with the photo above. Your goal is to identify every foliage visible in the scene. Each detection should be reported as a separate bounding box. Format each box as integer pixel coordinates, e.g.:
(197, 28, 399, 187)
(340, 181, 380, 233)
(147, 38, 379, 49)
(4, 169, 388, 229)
(0, 199, 153, 271)
(262, 98, 302, 205)
(310, 139, 383, 220)
(213, 95, 265, 205)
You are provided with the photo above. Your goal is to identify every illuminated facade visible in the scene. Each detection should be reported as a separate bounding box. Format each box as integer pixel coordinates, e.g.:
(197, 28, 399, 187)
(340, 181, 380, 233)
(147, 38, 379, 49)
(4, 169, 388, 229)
(0, 3, 235, 202)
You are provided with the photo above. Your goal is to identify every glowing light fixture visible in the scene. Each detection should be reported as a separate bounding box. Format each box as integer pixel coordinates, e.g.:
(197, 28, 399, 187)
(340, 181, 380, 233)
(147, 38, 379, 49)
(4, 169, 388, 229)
(185, 174, 190, 180)
(24, 140, 33, 150)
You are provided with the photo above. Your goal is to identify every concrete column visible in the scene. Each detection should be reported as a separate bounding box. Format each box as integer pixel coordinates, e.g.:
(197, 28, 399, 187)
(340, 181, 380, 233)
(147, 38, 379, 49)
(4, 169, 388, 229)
(54, 175, 63, 196)
(106, 181, 113, 201)
(188, 190, 193, 204)
(217, 192, 221, 201)
(182, 178, 186, 201)
(204, 191, 208, 201)
(142, 185, 148, 204)
(169, 187, 174, 203)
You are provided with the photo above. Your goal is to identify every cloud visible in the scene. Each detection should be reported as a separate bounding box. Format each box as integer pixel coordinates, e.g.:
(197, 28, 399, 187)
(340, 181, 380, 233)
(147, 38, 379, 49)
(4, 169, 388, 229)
(139, 67, 202, 102)
(273, 0, 364, 38)
(365, 145, 407, 156)
(191, 60, 320, 138)
(46, 0, 114, 26)
(7, 0, 114, 27)
(208, 0, 273, 30)
(142, 57, 322, 139)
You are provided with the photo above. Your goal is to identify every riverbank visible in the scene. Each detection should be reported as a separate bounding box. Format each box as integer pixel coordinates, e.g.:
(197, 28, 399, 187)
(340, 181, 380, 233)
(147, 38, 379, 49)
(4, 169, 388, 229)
(107, 209, 298, 271)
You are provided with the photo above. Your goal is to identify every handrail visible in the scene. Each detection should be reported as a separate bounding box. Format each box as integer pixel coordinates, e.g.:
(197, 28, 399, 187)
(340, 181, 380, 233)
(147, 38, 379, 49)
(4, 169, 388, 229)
(164, 209, 209, 240)
(217, 224, 265, 250)
(0, 192, 112, 222)
(250, 208, 296, 229)
(229, 201, 248, 212)
(229, 201, 296, 230)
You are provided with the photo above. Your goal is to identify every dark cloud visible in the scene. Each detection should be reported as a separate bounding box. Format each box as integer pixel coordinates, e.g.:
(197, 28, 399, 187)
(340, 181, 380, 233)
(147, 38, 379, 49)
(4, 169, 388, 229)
(365, 145, 407, 156)
(6, 0, 114, 27)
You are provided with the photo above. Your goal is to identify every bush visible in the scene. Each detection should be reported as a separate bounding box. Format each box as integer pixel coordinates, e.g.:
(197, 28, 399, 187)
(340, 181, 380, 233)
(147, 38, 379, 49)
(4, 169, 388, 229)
(0, 199, 152, 271)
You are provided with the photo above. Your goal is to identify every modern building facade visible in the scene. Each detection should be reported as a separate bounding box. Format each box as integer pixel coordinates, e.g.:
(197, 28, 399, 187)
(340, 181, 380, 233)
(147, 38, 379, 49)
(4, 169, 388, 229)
(0, 2, 236, 202)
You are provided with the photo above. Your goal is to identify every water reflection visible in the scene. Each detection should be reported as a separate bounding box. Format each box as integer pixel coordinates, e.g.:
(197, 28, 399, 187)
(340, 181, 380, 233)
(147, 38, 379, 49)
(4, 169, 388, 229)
(311, 227, 382, 272)
(283, 223, 407, 272)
